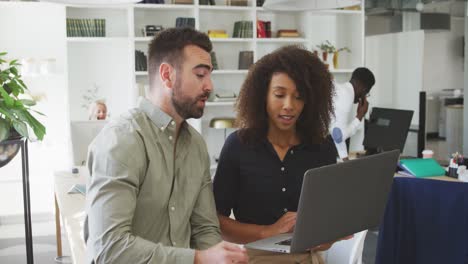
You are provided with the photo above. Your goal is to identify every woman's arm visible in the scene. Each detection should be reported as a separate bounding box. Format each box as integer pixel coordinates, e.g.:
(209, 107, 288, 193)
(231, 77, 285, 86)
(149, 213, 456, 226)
(218, 212, 297, 244)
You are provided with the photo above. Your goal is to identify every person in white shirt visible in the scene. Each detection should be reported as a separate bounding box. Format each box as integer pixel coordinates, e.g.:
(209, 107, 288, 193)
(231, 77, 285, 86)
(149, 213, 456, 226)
(331, 67, 375, 160)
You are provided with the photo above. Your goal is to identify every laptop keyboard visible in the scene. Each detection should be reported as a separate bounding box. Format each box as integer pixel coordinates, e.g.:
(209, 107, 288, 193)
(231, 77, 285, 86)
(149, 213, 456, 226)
(275, 238, 292, 246)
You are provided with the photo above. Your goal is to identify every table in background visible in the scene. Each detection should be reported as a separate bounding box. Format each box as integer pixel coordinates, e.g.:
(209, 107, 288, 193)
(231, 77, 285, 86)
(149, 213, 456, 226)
(376, 176, 468, 264)
(54, 167, 87, 264)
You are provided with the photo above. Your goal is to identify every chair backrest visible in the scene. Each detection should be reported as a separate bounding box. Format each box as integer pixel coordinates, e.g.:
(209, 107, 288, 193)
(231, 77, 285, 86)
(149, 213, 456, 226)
(325, 230, 368, 264)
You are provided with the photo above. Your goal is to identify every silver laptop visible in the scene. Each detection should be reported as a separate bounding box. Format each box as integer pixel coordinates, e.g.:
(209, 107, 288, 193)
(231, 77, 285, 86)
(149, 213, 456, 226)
(245, 150, 400, 253)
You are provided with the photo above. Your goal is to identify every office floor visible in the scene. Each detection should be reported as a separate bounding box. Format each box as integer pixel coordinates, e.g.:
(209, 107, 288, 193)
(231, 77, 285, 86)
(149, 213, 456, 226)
(0, 215, 378, 264)
(0, 217, 72, 264)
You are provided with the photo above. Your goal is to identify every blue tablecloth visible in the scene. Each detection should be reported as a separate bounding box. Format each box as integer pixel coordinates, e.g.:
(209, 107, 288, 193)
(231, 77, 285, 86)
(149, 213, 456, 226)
(376, 177, 468, 264)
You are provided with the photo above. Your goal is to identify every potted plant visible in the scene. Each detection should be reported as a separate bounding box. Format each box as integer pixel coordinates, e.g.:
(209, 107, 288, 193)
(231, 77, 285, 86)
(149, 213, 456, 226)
(316, 41, 351, 69)
(0, 52, 46, 167)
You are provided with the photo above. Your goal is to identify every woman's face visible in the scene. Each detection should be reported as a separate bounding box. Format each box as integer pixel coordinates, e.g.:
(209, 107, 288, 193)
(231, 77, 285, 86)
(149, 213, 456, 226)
(266, 72, 305, 133)
(95, 104, 107, 120)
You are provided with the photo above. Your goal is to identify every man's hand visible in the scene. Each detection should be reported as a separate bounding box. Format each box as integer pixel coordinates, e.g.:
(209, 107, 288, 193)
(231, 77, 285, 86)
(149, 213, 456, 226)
(356, 96, 369, 121)
(261, 212, 297, 238)
(311, 235, 354, 252)
(194, 241, 248, 264)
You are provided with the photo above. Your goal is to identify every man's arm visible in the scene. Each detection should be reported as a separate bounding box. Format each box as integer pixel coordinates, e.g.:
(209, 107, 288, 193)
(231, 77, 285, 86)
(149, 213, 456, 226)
(86, 126, 195, 264)
(190, 151, 222, 250)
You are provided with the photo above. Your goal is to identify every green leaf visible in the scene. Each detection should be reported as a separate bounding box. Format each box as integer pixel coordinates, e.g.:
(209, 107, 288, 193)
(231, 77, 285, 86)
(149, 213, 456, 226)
(20, 99, 36, 107)
(14, 110, 46, 140)
(7, 80, 24, 96)
(20, 110, 46, 140)
(0, 88, 14, 107)
(0, 118, 10, 142)
(0, 52, 7, 56)
(9, 60, 18, 66)
(12, 120, 28, 139)
(17, 79, 27, 90)
(14, 100, 24, 109)
(0, 102, 18, 121)
(10, 67, 18, 76)
(31, 109, 45, 116)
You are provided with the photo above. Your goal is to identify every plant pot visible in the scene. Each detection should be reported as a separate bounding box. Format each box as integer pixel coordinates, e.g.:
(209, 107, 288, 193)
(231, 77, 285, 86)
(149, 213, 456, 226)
(0, 129, 22, 168)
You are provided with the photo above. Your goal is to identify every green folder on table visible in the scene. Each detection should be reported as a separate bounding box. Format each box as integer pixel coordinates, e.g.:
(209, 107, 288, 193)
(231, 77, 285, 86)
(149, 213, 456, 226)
(399, 158, 446, 178)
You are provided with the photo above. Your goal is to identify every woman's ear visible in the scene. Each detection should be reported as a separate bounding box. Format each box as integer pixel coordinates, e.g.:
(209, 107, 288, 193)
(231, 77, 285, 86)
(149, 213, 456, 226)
(159, 63, 174, 89)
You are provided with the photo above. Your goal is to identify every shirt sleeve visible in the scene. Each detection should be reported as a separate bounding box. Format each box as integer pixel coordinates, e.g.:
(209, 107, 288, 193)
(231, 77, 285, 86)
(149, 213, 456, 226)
(213, 132, 241, 217)
(86, 125, 195, 264)
(189, 145, 222, 250)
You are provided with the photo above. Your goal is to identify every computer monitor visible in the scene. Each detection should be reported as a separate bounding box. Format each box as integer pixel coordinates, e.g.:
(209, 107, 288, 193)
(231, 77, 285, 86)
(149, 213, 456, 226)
(364, 107, 414, 154)
(70, 120, 107, 166)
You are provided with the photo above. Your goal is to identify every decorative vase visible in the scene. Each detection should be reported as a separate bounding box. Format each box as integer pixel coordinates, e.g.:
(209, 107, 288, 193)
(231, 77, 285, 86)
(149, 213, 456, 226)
(333, 52, 339, 69)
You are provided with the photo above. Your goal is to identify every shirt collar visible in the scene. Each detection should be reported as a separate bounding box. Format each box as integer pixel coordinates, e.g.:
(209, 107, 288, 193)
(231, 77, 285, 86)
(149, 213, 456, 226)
(137, 97, 174, 130)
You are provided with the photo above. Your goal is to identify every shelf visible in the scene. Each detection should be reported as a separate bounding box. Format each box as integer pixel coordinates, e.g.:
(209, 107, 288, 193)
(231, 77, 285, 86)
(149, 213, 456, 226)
(210, 38, 254, 43)
(199, 5, 253, 11)
(134, 37, 153, 42)
(135, 70, 247, 75)
(65, 4, 130, 9)
(67, 37, 128, 42)
(330, 69, 354, 73)
(134, 3, 195, 10)
(256, 38, 308, 43)
(256, 7, 362, 15)
(212, 70, 248, 74)
(206, 101, 235, 106)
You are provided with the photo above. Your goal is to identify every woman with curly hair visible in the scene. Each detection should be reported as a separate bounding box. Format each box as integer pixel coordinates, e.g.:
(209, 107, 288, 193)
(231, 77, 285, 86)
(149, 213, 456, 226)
(213, 45, 346, 263)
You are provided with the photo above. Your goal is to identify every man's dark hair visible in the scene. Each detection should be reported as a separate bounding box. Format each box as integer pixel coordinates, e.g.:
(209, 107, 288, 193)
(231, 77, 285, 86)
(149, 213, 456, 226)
(148, 27, 212, 85)
(236, 45, 334, 145)
(351, 67, 375, 93)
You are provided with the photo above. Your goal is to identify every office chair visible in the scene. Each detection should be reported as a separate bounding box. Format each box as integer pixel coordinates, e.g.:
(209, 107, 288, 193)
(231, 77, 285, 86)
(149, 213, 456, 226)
(324, 230, 368, 264)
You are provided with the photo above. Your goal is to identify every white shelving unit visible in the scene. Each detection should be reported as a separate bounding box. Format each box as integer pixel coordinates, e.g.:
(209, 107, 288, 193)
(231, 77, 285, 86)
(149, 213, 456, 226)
(65, 0, 365, 167)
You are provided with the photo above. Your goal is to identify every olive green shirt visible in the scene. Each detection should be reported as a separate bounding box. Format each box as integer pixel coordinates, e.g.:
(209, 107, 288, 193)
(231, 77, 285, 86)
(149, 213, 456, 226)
(85, 97, 221, 264)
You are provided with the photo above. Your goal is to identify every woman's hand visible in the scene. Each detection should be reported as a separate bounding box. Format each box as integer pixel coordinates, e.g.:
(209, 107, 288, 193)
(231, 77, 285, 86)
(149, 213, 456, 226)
(260, 212, 297, 239)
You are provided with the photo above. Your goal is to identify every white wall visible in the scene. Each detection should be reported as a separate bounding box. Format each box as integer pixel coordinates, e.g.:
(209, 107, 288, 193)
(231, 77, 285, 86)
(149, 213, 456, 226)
(0, 2, 69, 217)
(423, 26, 464, 94)
(366, 30, 424, 125)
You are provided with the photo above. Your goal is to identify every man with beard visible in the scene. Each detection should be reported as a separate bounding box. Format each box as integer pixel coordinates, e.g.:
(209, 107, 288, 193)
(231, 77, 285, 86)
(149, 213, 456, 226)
(85, 27, 248, 264)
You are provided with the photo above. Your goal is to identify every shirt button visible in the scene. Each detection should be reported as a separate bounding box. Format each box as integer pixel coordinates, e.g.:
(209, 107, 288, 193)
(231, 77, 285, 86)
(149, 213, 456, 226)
(291, 150, 294, 154)
(169, 136, 173, 141)
(170, 206, 175, 211)
(284, 208, 288, 213)
(282, 188, 286, 192)
(281, 167, 285, 171)
(160, 127, 165, 131)
(173, 241, 177, 246)
(171, 121, 175, 126)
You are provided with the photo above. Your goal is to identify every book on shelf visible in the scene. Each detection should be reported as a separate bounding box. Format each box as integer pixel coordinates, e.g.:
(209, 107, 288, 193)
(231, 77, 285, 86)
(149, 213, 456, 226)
(135, 50, 148, 72)
(226, 0, 248, 6)
(172, 0, 193, 4)
(175, 17, 195, 28)
(208, 30, 228, 38)
(277, 29, 300, 38)
(238, 50, 253, 70)
(256, 0, 265, 6)
(67, 18, 105, 37)
(233, 20, 253, 38)
(210, 51, 219, 70)
(138, 0, 165, 3)
(256, 20, 271, 38)
(213, 92, 237, 102)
